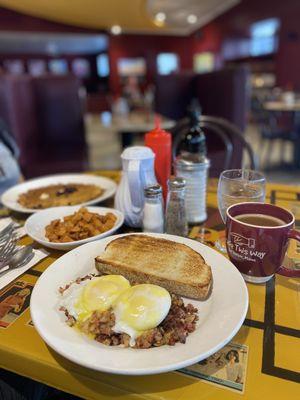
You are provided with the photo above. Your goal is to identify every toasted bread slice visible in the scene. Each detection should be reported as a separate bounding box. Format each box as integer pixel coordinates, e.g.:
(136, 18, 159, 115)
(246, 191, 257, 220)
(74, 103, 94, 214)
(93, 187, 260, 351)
(95, 235, 212, 300)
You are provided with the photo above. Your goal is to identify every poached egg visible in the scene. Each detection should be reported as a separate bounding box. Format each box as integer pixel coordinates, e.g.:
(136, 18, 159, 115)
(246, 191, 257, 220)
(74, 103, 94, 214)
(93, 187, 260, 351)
(60, 276, 172, 346)
(113, 284, 171, 346)
(60, 275, 130, 323)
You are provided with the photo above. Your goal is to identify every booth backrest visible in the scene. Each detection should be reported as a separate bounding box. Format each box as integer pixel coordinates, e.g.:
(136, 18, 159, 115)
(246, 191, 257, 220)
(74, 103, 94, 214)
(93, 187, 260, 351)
(0, 74, 87, 178)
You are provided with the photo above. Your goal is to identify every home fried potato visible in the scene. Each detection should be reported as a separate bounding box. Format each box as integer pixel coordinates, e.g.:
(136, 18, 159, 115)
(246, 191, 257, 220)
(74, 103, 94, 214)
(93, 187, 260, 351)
(45, 207, 117, 243)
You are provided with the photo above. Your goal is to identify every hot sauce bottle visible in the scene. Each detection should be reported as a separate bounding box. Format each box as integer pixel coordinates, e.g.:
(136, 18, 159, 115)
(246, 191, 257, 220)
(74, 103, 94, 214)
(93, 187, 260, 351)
(145, 116, 171, 201)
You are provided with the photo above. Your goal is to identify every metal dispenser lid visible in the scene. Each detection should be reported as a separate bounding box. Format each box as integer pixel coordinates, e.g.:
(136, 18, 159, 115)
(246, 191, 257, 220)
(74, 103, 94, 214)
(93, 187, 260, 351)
(167, 177, 186, 189)
(175, 157, 210, 171)
(144, 184, 162, 197)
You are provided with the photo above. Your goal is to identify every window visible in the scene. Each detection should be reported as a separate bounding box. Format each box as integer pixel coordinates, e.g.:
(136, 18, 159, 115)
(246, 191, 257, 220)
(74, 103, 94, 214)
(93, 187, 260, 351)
(250, 18, 280, 56)
(223, 18, 280, 60)
(157, 53, 179, 75)
(28, 60, 46, 76)
(117, 58, 146, 77)
(193, 52, 215, 73)
(223, 38, 250, 60)
(4, 60, 24, 75)
(97, 54, 110, 77)
(48, 59, 68, 75)
(72, 58, 90, 78)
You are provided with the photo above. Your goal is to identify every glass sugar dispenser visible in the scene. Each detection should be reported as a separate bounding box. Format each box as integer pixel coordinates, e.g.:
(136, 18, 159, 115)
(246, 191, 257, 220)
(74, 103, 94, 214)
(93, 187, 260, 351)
(165, 177, 188, 237)
(142, 184, 164, 233)
(174, 106, 210, 224)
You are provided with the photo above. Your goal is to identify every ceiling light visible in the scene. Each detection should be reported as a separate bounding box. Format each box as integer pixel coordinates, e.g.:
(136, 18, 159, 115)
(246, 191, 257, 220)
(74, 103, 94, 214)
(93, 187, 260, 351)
(155, 12, 166, 23)
(187, 14, 198, 24)
(111, 25, 122, 35)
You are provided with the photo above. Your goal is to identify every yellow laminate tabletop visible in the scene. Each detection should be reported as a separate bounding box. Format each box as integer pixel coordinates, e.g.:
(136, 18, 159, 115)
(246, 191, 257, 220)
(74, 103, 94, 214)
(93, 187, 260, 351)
(0, 172, 299, 399)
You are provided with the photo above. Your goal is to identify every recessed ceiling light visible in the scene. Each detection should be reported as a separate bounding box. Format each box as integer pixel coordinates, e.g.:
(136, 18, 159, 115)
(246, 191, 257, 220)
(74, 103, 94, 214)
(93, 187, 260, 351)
(155, 12, 166, 23)
(111, 25, 122, 35)
(187, 14, 198, 24)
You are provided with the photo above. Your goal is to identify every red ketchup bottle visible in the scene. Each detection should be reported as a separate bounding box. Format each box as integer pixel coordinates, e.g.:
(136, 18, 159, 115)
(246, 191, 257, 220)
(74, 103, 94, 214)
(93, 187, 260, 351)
(145, 116, 171, 201)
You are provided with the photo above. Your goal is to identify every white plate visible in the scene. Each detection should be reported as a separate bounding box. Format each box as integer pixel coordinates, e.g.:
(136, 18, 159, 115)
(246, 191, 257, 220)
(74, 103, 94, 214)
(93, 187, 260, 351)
(25, 206, 124, 250)
(30, 233, 248, 375)
(1, 174, 117, 213)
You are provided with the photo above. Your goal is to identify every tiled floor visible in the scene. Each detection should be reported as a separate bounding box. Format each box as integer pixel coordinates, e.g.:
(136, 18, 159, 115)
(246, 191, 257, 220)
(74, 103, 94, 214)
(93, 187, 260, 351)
(85, 117, 300, 186)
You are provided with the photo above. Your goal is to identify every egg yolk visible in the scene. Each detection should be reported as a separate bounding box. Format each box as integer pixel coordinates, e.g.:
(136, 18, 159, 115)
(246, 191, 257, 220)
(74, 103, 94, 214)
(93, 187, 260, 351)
(114, 284, 171, 331)
(74, 275, 130, 322)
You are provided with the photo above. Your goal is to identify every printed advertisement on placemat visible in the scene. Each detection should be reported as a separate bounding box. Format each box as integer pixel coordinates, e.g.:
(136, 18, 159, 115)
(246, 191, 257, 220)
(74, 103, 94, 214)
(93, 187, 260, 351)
(0, 280, 33, 328)
(179, 342, 248, 393)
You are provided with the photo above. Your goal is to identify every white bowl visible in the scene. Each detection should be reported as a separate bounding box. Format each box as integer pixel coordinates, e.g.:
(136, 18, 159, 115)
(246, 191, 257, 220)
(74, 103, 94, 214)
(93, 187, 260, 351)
(25, 206, 124, 250)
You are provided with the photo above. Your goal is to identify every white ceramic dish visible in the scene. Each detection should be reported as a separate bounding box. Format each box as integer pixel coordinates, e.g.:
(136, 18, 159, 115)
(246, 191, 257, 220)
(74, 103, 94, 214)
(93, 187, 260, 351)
(30, 233, 248, 375)
(1, 174, 117, 213)
(25, 206, 124, 250)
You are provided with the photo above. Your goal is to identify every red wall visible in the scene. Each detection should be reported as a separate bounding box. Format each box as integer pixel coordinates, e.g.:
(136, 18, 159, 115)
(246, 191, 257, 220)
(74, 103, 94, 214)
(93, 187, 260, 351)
(276, 14, 300, 89)
(0, 7, 106, 92)
(1, 1, 300, 91)
(204, 0, 300, 89)
(191, 23, 223, 54)
(108, 21, 225, 95)
(108, 34, 193, 94)
(108, 0, 300, 94)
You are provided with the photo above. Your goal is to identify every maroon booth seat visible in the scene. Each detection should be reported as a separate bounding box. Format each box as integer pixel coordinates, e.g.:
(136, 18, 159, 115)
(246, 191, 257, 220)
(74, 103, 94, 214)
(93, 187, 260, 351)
(0, 74, 87, 178)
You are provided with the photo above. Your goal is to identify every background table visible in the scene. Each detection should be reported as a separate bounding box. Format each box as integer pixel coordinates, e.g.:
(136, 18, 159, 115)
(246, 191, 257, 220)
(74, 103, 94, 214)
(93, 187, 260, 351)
(0, 172, 299, 399)
(263, 101, 300, 168)
(86, 111, 174, 151)
(263, 101, 300, 112)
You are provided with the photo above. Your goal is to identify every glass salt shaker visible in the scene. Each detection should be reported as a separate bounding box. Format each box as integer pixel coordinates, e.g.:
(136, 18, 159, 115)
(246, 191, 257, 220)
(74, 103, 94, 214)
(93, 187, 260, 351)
(165, 177, 188, 237)
(143, 184, 164, 233)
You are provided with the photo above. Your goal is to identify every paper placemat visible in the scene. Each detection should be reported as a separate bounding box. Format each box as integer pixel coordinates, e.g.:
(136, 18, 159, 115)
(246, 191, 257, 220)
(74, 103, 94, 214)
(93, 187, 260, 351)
(0, 217, 26, 238)
(0, 248, 49, 291)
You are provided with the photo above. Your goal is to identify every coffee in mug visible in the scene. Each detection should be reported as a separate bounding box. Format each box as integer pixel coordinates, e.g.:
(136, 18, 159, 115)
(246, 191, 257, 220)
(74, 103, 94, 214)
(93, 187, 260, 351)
(235, 214, 285, 227)
(226, 202, 300, 283)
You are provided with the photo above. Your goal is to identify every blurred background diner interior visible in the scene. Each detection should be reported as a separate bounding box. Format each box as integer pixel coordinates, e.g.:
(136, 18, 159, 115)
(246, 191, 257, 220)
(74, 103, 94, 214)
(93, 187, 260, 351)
(0, 0, 300, 183)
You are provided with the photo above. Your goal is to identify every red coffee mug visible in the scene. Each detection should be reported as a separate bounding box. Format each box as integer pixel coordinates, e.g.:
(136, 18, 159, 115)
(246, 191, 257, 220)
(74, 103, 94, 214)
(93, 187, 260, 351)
(226, 202, 300, 283)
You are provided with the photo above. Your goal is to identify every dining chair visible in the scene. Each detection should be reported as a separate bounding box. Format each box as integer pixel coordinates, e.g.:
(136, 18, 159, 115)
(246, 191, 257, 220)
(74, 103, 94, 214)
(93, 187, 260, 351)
(251, 94, 299, 168)
(257, 109, 297, 169)
(171, 115, 258, 177)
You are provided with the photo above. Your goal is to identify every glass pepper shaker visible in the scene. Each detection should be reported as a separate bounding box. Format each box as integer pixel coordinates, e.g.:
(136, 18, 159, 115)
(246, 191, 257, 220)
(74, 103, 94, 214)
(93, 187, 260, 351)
(165, 177, 188, 237)
(143, 184, 164, 233)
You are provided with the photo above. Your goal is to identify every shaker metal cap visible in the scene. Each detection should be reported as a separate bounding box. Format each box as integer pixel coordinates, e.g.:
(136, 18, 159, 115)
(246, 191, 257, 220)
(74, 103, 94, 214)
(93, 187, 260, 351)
(168, 177, 186, 189)
(144, 184, 162, 196)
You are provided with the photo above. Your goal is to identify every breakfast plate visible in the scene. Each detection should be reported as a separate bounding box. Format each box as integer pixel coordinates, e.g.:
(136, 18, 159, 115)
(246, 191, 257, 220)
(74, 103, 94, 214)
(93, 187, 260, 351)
(25, 206, 124, 250)
(1, 174, 117, 213)
(30, 233, 248, 375)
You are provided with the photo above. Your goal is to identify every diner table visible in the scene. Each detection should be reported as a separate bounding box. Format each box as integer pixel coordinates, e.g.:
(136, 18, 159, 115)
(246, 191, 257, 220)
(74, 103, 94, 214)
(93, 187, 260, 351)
(0, 171, 299, 399)
(86, 111, 175, 150)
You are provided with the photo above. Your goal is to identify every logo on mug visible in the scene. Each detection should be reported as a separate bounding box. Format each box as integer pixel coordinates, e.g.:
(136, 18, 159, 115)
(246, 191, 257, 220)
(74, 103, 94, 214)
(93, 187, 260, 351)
(227, 233, 266, 262)
(229, 233, 255, 248)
